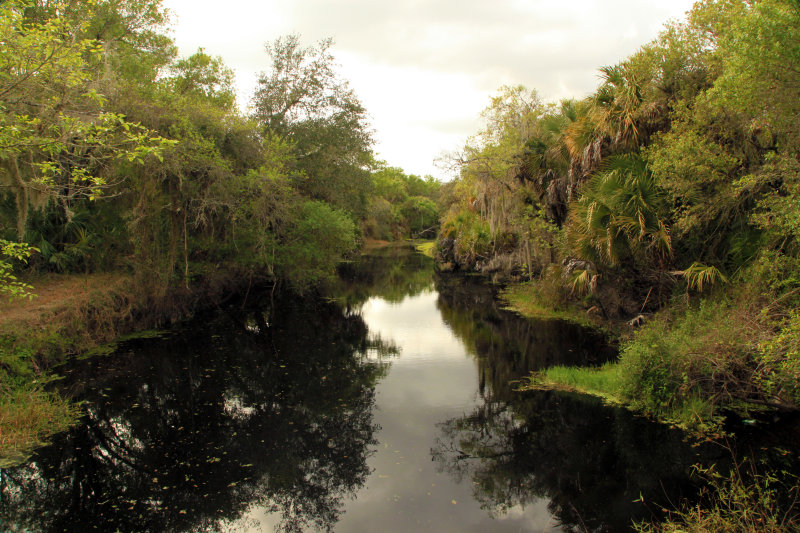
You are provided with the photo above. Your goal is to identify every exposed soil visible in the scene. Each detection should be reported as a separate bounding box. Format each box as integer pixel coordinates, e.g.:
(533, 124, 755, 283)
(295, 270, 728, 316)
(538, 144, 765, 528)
(0, 272, 130, 330)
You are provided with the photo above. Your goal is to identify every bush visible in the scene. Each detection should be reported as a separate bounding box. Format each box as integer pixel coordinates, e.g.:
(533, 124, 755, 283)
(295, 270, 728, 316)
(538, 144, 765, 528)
(276, 200, 358, 290)
(617, 296, 779, 429)
(758, 311, 800, 407)
(440, 210, 492, 269)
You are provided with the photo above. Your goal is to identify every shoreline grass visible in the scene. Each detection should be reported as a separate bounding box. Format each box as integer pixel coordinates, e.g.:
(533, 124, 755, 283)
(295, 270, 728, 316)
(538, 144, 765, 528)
(499, 280, 612, 333)
(520, 362, 724, 434)
(0, 388, 80, 468)
(520, 361, 626, 403)
(414, 240, 436, 258)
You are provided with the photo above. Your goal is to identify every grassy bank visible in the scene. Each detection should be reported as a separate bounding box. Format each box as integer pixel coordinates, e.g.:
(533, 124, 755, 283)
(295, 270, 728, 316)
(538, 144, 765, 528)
(507, 275, 800, 530)
(515, 277, 800, 434)
(0, 273, 132, 464)
(0, 389, 79, 468)
(500, 280, 606, 331)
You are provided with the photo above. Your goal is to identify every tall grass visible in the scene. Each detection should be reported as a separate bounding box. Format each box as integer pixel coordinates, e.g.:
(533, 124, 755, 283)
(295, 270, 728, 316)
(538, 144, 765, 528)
(521, 361, 625, 403)
(0, 388, 79, 467)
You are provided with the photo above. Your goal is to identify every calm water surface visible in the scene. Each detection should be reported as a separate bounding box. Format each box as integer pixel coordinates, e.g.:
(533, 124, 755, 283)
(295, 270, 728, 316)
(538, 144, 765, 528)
(3, 246, 798, 532)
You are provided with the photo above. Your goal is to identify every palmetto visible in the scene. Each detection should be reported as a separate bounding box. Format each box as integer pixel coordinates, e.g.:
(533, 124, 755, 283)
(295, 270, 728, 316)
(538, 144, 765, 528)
(569, 154, 671, 267)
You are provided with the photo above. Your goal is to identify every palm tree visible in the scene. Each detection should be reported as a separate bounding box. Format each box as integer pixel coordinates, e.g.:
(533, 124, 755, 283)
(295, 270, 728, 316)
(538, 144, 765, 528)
(519, 99, 602, 225)
(568, 154, 671, 267)
(593, 64, 646, 150)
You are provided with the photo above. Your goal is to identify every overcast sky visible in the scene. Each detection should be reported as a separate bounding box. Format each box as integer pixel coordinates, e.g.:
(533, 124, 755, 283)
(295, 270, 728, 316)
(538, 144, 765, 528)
(161, 0, 697, 180)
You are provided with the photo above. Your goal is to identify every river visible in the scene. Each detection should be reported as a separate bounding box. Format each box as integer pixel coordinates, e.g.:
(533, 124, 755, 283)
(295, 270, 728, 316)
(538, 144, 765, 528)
(1, 245, 798, 532)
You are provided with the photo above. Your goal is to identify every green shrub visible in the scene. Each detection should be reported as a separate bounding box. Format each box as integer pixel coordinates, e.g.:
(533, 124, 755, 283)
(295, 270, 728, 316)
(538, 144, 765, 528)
(441, 210, 492, 268)
(617, 296, 774, 429)
(757, 311, 800, 407)
(276, 200, 358, 290)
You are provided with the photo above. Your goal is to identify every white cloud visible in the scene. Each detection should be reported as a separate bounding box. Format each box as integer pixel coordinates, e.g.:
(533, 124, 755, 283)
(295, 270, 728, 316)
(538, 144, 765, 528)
(162, 0, 696, 179)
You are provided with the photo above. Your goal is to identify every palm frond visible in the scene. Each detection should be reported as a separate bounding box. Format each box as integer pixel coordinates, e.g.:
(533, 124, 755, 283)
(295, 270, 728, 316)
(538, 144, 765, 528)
(673, 262, 728, 292)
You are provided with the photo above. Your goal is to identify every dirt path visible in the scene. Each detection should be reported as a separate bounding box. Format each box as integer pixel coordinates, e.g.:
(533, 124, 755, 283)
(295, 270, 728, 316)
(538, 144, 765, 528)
(0, 273, 130, 329)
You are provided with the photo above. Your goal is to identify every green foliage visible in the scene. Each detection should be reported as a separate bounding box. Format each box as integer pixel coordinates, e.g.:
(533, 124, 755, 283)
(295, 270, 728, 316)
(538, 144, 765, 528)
(438, 0, 800, 302)
(569, 154, 671, 267)
(637, 461, 799, 533)
(0, 0, 173, 239)
(498, 272, 595, 327)
(399, 196, 438, 238)
(757, 311, 800, 407)
(441, 209, 492, 267)
(710, 0, 800, 154)
(364, 165, 441, 240)
(0, 240, 36, 300)
(169, 49, 236, 109)
(521, 361, 625, 403)
(275, 201, 358, 290)
(675, 262, 729, 293)
(614, 295, 787, 430)
(252, 35, 374, 217)
(0, 386, 79, 467)
(0, 2, 386, 296)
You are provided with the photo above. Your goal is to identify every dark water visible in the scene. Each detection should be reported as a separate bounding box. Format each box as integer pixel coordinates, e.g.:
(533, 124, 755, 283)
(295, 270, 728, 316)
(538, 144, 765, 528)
(2, 246, 798, 532)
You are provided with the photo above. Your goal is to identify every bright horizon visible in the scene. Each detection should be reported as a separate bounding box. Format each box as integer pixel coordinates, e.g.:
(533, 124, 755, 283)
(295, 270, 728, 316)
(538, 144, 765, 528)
(162, 0, 697, 180)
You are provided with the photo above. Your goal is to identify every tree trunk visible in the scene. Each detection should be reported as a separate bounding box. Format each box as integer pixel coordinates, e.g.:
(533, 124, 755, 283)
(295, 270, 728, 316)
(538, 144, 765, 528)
(5, 157, 29, 240)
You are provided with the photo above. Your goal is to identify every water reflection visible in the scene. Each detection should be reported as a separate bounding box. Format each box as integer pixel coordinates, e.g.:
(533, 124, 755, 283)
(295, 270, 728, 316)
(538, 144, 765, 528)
(4, 245, 797, 532)
(435, 273, 617, 374)
(431, 392, 706, 531)
(333, 245, 435, 307)
(430, 273, 702, 531)
(0, 294, 391, 532)
(431, 271, 800, 532)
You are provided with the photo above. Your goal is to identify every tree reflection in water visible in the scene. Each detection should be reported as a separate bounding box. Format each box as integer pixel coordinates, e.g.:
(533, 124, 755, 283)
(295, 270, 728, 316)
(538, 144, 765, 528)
(333, 244, 435, 307)
(8, 247, 795, 532)
(0, 292, 393, 533)
(431, 273, 705, 532)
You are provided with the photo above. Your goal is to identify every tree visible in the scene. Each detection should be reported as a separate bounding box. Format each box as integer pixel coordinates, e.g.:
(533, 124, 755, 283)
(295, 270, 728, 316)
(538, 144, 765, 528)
(170, 49, 236, 110)
(708, 0, 800, 256)
(400, 196, 438, 238)
(0, 0, 170, 240)
(275, 200, 358, 290)
(251, 35, 374, 217)
(569, 154, 671, 268)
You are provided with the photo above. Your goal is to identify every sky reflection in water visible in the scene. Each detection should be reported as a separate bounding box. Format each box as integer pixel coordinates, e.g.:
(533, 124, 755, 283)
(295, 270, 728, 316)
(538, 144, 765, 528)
(2, 245, 736, 532)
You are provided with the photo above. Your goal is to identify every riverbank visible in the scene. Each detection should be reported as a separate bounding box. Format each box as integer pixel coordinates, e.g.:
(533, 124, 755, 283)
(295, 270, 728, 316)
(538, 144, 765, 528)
(500, 274, 800, 436)
(1, 273, 127, 465)
(0, 268, 254, 466)
(497, 273, 800, 531)
(499, 281, 613, 332)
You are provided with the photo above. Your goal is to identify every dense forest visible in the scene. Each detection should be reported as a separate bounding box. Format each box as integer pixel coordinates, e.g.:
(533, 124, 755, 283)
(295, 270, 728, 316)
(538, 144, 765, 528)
(0, 0, 440, 298)
(436, 0, 800, 429)
(0, 0, 440, 462)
